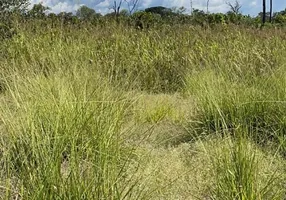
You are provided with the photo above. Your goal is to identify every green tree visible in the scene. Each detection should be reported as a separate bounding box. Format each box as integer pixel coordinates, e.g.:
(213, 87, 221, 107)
(207, 13, 226, 24)
(0, 0, 29, 16)
(76, 5, 100, 20)
(131, 11, 161, 29)
(27, 3, 50, 19)
(274, 14, 286, 24)
(191, 9, 207, 26)
(145, 6, 172, 17)
(257, 11, 271, 23)
(0, 0, 29, 40)
(277, 8, 286, 15)
(57, 12, 77, 25)
(119, 9, 129, 17)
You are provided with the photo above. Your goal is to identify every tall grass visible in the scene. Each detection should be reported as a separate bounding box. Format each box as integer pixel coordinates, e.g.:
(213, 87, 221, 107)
(211, 136, 283, 200)
(0, 21, 285, 199)
(185, 68, 286, 152)
(0, 70, 136, 199)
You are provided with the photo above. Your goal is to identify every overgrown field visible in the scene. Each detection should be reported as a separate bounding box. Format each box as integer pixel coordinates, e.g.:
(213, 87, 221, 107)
(0, 22, 286, 199)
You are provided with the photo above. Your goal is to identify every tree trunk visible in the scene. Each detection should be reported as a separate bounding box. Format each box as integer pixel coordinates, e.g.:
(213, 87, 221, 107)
(269, 0, 272, 22)
(262, 0, 266, 24)
(190, 0, 193, 15)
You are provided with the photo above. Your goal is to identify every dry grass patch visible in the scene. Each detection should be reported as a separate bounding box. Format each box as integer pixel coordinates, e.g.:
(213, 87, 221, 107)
(132, 92, 196, 124)
(124, 135, 286, 199)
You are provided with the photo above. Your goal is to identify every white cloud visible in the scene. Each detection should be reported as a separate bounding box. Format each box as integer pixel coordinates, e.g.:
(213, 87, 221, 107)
(50, 2, 81, 13)
(96, 0, 112, 13)
(250, 1, 257, 6)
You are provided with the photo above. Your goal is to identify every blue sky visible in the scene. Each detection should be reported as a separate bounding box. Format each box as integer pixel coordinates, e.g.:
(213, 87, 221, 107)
(29, 0, 286, 16)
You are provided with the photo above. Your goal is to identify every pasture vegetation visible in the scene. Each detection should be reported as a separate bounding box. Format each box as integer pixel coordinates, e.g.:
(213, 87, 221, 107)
(0, 20, 286, 199)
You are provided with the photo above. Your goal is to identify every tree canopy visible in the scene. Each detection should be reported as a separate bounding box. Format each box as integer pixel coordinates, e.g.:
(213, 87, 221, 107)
(0, 0, 29, 15)
(27, 3, 50, 19)
(76, 5, 101, 20)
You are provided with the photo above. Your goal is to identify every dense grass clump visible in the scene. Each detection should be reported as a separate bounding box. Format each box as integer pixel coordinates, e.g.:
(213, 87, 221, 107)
(211, 136, 283, 200)
(0, 71, 136, 199)
(185, 67, 286, 153)
(0, 21, 286, 199)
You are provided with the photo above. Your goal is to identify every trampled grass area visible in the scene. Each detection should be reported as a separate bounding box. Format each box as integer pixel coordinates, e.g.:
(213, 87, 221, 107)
(0, 23, 286, 199)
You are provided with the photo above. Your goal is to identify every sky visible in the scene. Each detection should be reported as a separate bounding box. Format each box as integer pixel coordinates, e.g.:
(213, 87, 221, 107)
(29, 0, 286, 16)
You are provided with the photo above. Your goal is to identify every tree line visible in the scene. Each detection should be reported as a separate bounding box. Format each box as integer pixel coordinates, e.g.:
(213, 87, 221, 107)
(1, 0, 286, 31)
